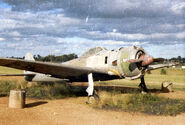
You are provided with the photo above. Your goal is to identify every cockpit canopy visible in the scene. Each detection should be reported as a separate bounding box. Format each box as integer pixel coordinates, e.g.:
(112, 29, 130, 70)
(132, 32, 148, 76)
(81, 47, 107, 57)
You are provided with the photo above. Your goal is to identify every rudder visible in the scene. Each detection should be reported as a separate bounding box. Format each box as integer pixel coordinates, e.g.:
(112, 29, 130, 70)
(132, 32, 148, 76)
(25, 53, 35, 61)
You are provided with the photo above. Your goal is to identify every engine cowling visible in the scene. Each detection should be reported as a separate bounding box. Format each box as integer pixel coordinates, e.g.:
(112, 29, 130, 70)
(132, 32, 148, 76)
(117, 46, 146, 79)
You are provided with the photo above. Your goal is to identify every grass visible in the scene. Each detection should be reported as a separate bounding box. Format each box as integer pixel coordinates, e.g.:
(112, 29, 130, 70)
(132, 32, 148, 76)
(0, 66, 86, 99)
(26, 82, 86, 99)
(94, 68, 185, 116)
(0, 66, 23, 74)
(98, 68, 185, 91)
(95, 91, 185, 116)
(0, 80, 86, 99)
(0, 66, 185, 116)
(0, 80, 27, 96)
(0, 81, 17, 96)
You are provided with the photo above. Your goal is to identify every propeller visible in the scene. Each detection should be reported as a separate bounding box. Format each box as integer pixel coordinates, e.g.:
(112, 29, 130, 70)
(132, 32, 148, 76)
(139, 54, 165, 66)
(128, 54, 164, 67)
(153, 58, 165, 62)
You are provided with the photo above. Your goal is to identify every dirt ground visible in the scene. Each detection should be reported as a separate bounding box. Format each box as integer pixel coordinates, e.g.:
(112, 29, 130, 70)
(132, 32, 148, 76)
(0, 91, 185, 125)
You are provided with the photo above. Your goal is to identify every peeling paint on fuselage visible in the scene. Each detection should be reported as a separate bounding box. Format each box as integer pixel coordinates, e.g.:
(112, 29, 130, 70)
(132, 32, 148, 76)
(118, 46, 145, 79)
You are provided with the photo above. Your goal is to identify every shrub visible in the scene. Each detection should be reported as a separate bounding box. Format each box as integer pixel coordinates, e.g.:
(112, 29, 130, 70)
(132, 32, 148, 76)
(0, 81, 17, 96)
(147, 70, 152, 74)
(160, 69, 167, 75)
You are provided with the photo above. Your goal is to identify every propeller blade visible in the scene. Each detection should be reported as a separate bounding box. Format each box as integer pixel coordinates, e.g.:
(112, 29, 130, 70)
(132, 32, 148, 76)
(128, 55, 164, 67)
(153, 58, 165, 62)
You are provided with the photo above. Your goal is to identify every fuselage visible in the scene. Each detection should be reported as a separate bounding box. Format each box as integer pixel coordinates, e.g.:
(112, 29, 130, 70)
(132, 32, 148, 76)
(65, 46, 147, 80)
(24, 46, 147, 82)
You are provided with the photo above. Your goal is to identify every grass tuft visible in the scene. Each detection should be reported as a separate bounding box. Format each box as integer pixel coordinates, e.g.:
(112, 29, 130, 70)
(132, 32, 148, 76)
(160, 69, 167, 75)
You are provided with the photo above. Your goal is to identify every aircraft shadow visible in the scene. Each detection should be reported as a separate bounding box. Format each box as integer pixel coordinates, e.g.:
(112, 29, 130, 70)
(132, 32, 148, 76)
(95, 86, 162, 93)
(70, 85, 162, 95)
(25, 101, 48, 108)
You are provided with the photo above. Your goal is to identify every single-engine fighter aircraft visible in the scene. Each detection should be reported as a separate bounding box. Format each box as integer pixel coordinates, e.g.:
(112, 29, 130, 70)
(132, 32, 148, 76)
(0, 46, 176, 100)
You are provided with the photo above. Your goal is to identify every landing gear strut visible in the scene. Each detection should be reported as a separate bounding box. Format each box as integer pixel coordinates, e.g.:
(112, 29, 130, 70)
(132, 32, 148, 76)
(139, 76, 148, 93)
(86, 73, 99, 104)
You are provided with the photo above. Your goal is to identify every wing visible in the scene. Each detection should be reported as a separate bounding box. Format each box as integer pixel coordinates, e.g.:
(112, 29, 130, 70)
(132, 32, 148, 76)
(0, 58, 108, 79)
(147, 63, 178, 70)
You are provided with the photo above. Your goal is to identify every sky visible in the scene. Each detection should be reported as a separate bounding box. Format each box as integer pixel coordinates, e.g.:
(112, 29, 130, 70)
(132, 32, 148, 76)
(0, 0, 184, 58)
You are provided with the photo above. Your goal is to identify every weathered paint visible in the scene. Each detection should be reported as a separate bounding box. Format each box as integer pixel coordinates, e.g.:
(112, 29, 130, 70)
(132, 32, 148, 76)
(120, 52, 131, 76)
(108, 68, 122, 77)
(118, 46, 146, 79)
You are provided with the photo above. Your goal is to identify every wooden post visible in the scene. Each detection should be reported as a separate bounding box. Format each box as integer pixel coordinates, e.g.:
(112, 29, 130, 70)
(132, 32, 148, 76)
(9, 90, 26, 108)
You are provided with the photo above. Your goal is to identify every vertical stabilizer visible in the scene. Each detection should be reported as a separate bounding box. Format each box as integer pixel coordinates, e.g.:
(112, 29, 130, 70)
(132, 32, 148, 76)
(25, 53, 35, 61)
(24, 53, 35, 81)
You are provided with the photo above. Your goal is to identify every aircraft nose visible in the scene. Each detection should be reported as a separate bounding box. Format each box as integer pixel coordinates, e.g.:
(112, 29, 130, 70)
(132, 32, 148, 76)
(139, 54, 154, 66)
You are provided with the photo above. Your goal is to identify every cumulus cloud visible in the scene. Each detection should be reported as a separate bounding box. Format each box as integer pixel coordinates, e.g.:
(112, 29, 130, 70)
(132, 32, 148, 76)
(0, 38, 5, 41)
(2, 0, 184, 17)
(171, 2, 185, 14)
(0, 0, 184, 58)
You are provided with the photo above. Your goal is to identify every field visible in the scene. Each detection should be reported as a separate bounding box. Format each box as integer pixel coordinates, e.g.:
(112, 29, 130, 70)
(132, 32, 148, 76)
(0, 66, 185, 125)
(98, 68, 185, 91)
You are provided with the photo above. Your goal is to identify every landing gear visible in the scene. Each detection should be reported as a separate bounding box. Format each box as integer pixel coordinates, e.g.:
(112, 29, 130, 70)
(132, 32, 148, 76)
(139, 76, 148, 93)
(87, 90, 99, 104)
(86, 73, 99, 104)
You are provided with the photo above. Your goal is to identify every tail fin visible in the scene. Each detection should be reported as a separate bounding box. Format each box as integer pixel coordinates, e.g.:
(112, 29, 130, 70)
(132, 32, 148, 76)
(24, 53, 36, 81)
(25, 53, 35, 61)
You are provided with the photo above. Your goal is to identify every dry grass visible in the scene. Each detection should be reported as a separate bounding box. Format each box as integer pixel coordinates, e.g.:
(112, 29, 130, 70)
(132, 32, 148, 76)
(0, 66, 23, 74)
(94, 91, 185, 116)
(99, 68, 185, 91)
(0, 66, 185, 116)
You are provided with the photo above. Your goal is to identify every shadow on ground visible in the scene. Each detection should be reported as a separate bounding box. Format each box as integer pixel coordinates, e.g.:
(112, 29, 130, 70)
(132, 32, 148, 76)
(26, 101, 48, 108)
(69, 83, 162, 94)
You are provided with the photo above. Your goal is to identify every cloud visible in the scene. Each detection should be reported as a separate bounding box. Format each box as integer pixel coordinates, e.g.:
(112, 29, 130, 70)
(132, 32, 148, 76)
(0, 0, 184, 58)
(0, 38, 5, 41)
(171, 2, 185, 14)
(2, 0, 184, 18)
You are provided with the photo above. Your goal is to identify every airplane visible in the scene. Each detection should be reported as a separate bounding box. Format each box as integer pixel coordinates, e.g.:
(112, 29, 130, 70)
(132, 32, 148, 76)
(0, 46, 176, 102)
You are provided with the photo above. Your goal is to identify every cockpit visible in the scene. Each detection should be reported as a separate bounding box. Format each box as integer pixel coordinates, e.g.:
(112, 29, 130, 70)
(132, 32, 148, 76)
(81, 47, 107, 57)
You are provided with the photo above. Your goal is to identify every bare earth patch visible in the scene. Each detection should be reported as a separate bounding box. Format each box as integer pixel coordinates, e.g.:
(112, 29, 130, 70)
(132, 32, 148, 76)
(0, 92, 185, 125)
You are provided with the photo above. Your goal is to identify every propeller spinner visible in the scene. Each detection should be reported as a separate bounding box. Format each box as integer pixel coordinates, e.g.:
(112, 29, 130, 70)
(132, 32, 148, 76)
(139, 54, 164, 66)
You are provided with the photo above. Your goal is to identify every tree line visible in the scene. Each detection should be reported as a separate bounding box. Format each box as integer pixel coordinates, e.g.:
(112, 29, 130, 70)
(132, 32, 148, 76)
(168, 56, 185, 63)
(9, 53, 78, 63)
(33, 53, 78, 62)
